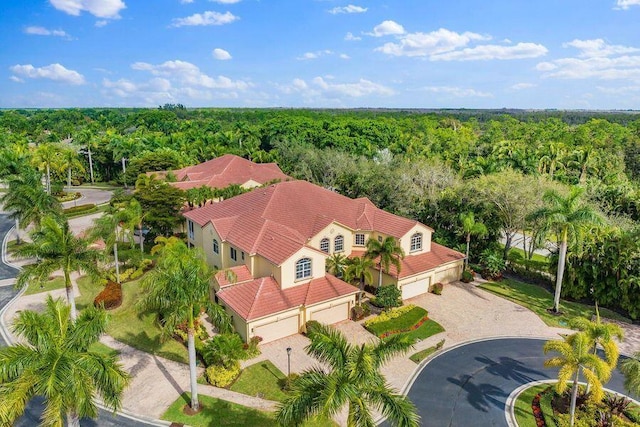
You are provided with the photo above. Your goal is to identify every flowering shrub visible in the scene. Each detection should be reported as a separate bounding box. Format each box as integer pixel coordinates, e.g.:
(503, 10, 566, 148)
(377, 315, 430, 339)
(93, 280, 122, 310)
(363, 305, 417, 327)
(205, 361, 241, 387)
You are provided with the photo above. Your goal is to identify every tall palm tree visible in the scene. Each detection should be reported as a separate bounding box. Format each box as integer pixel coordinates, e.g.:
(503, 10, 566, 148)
(325, 253, 349, 278)
(0, 296, 130, 427)
(621, 351, 640, 397)
(570, 305, 624, 368)
(59, 146, 85, 192)
(459, 212, 487, 269)
(544, 332, 612, 426)
(15, 215, 101, 320)
(365, 237, 405, 288)
(1, 169, 62, 231)
(344, 256, 374, 304)
(32, 142, 60, 194)
(528, 187, 602, 313)
(137, 237, 232, 411)
(275, 323, 419, 427)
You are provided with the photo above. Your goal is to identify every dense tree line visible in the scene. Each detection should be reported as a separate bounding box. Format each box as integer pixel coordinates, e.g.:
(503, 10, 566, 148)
(2, 108, 640, 319)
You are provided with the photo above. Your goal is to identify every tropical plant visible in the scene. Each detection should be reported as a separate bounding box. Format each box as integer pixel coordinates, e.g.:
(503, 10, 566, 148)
(544, 332, 613, 427)
(325, 253, 349, 278)
(528, 186, 603, 313)
(137, 237, 232, 411)
(202, 333, 246, 368)
(570, 305, 623, 368)
(459, 211, 487, 268)
(58, 145, 85, 191)
(365, 237, 405, 287)
(620, 351, 640, 396)
(0, 296, 130, 427)
(344, 256, 374, 304)
(275, 323, 419, 427)
(32, 142, 60, 194)
(14, 215, 101, 320)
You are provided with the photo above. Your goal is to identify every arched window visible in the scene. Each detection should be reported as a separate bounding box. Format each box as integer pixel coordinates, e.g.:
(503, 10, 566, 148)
(213, 239, 219, 254)
(334, 235, 344, 252)
(295, 258, 312, 280)
(320, 238, 330, 253)
(410, 232, 423, 252)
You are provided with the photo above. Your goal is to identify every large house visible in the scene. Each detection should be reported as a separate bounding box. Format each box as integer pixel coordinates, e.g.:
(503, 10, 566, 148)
(183, 180, 464, 343)
(161, 154, 290, 191)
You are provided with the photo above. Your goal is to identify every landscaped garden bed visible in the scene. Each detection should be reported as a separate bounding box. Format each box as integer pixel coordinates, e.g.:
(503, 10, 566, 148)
(363, 304, 444, 340)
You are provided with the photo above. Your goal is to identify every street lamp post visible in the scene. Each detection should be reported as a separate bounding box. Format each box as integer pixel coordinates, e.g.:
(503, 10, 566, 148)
(286, 347, 292, 377)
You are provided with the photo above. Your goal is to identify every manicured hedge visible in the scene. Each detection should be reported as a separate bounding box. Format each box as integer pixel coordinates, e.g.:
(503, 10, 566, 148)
(93, 280, 123, 310)
(364, 306, 429, 337)
(63, 203, 97, 216)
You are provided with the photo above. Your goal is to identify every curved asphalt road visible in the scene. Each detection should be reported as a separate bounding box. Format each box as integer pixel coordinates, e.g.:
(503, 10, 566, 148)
(0, 213, 159, 427)
(402, 337, 636, 427)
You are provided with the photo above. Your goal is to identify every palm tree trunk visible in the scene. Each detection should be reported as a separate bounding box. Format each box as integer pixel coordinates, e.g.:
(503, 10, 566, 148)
(570, 370, 579, 427)
(67, 167, 72, 192)
(188, 328, 199, 410)
(64, 270, 77, 320)
(67, 411, 80, 427)
(554, 228, 568, 313)
(139, 223, 144, 253)
(121, 157, 127, 189)
(88, 145, 94, 184)
(377, 263, 383, 288)
(114, 242, 120, 284)
(465, 234, 471, 268)
(359, 277, 364, 304)
(46, 164, 51, 194)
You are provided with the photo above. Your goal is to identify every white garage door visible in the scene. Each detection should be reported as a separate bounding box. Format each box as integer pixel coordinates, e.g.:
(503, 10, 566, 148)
(434, 265, 461, 284)
(253, 315, 299, 344)
(402, 279, 429, 300)
(309, 303, 349, 324)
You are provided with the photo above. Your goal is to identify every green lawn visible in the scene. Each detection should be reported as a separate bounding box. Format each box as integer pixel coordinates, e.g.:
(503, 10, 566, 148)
(89, 341, 120, 357)
(163, 393, 337, 427)
(23, 276, 66, 295)
(403, 319, 444, 341)
(75, 275, 189, 364)
(513, 384, 548, 427)
(230, 361, 289, 402)
(365, 306, 429, 336)
(478, 278, 631, 328)
(409, 339, 445, 364)
(506, 246, 550, 265)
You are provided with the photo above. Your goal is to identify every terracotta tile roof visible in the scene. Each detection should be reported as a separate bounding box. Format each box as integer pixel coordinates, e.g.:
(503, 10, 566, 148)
(214, 265, 254, 288)
(183, 180, 428, 265)
(367, 242, 465, 279)
(167, 154, 289, 190)
(217, 274, 358, 321)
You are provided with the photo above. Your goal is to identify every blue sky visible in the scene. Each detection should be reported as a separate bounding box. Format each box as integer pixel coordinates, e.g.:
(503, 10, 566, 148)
(2, 0, 640, 109)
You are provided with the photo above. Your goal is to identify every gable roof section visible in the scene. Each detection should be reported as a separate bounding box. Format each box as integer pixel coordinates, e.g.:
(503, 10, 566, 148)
(183, 180, 429, 265)
(374, 242, 465, 279)
(217, 274, 358, 321)
(168, 154, 290, 190)
(214, 265, 254, 288)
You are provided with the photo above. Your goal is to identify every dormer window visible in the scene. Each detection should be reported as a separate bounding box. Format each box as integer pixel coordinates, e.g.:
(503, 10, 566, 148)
(410, 233, 423, 252)
(320, 238, 330, 253)
(295, 258, 312, 280)
(334, 235, 344, 252)
(355, 233, 365, 246)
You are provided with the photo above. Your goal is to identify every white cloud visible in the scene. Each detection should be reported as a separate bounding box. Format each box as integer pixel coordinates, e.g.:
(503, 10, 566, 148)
(212, 48, 232, 60)
(376, 28, 488, 57)
(278, 77, 393, 99)
(171, 11, 238, 27)
(596, 85, 640, 93)
(367, 20, 405, 37)
(329, 5, 367, 14)
(24, 26, 69, 37)
(615, 0, 640, 9)
(296, 50, 334, 60)
(49, 0, 125, 19)
(563, 39, 640, 57)
(339, 54, 350, 60)
(430, 42, 547, 61)
(511, 83, 536, 90)
(209, 0, 241, 3)
(10, 63, 85, 85)
(423, 86, 493, 98)
(537, 39, 640, 81)
(95, 20, 109, 27)
(345, 32, 361, 41)
(131, 60, 249, 90)
(10, 76, 24, 83)
(180, 0, 194, 3)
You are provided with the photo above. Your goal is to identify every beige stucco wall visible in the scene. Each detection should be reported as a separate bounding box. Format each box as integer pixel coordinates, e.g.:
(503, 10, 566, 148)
(398, 223, 433, 255)
(307, 222, 355, 256)
(279, 246, 327, 290)
(220, 304, 251, 342)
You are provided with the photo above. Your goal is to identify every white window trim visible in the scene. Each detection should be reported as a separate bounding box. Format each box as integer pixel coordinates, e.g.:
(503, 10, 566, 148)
(295, 258, 312, 280)
(334, 235, 344, 253)
(410, 232, 423, 252)
(355, 233, 365, 246)
(320, 238, 330, 253)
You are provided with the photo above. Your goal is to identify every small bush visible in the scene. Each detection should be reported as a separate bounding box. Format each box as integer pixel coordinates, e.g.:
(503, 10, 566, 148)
(304, 320, 321, 335)
(374, 285, 402, 310)
(202, 333, 245, 368)
(461, 269, 475, 283)
(63, 203, 97, 215)
(480, 249, 506, 280)
(243, 336, 262, 359)
(205, 361, 241, 387)
(351, 303, 371, 321)
(93, 280, 123, 310)
(430, 283, 443, 295)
